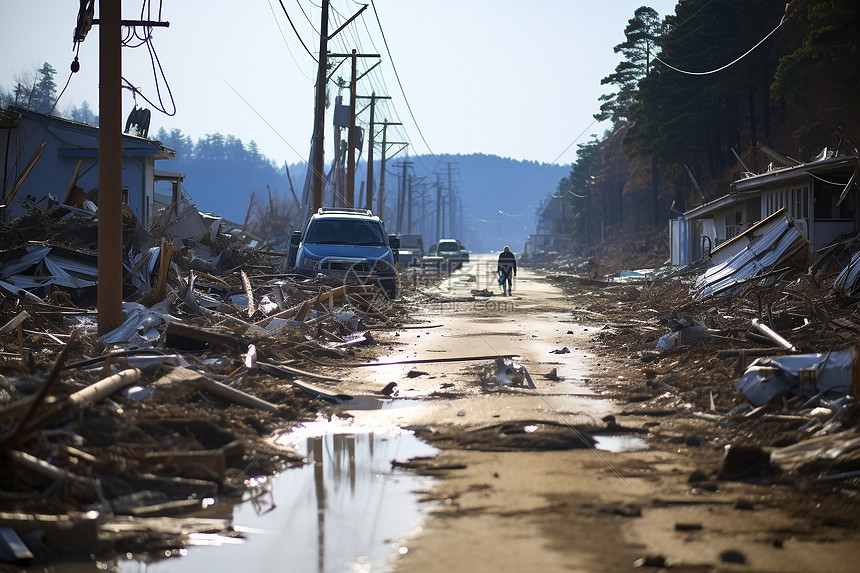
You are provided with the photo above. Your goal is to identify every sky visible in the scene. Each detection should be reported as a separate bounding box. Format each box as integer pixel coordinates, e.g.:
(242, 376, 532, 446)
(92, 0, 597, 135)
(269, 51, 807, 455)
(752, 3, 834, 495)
(1, 0, 679, 167)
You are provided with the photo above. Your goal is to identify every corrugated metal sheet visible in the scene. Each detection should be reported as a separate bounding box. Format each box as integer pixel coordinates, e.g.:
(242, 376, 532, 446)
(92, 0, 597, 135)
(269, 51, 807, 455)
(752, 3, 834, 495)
(692, 210, 810, 300)
(834, 250, 860, 296)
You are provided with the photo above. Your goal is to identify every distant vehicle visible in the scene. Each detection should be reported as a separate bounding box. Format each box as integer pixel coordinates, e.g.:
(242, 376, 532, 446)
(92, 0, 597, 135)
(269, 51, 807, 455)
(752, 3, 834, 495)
(287, 208, 399, 298)
(422, 238, 469, 270)
(396, 234, 424, 266)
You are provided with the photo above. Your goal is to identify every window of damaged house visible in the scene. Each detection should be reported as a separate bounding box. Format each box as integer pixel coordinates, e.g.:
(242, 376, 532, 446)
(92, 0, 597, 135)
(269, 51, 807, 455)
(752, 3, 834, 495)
(765, 186, 809, 221)
(813, 175, 855, 221)
(724, 210, 742, 240)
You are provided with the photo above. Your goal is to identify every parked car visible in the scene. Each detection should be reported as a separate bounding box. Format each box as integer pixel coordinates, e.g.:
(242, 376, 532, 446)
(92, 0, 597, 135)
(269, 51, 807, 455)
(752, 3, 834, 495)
(396, 234, 424, 266)
(421, 238, 469, 270)
(287, 208, 399, 298)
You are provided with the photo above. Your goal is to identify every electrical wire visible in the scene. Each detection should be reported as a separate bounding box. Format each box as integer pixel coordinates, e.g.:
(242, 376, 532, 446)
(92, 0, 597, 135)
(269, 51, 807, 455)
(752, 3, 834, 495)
(277, 0, 318, 62)
(654, 5, 789, 76)
(472, 118, 597, 244)
(115, 0, 176, 116)
(368, 0, 435, 157)
(295, 0, 320, 35)
(268, 2, 316, 81)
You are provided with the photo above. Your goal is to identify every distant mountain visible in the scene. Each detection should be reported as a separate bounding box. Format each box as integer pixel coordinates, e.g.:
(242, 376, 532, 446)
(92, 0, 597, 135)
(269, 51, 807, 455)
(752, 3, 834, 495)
(155, 133, 567, 253)
(394, 153, 568, 253)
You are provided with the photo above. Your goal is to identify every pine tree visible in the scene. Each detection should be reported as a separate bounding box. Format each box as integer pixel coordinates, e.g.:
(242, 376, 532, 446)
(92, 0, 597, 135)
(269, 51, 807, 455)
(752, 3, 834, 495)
(595, 6, 663, 124)
(30, 62, 58, 114)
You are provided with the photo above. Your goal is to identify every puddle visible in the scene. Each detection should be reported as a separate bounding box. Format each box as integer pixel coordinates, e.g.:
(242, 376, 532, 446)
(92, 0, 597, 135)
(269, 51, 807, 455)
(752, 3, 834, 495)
(594, 434, 649, 452)
(345, 396, 427, 411)
(120, 425, 436, 573)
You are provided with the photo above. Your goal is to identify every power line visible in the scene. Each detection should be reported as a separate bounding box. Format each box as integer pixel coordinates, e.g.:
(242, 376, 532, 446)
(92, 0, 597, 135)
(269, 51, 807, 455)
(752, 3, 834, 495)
(267, 0, 315, 80)
(276, 0, 318, 63)
(654, 5, 788, 76)
(369, 0, 434, 157)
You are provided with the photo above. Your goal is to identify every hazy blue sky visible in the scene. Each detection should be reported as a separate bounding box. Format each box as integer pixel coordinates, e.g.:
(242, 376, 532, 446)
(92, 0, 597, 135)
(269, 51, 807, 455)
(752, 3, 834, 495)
(1, 1, 678, 166)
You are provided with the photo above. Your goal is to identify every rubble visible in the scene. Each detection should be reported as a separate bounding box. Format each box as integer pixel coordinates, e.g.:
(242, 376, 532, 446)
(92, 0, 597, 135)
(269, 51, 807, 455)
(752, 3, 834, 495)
(545, 232, 860, 490)
(0, 201, 411, 565)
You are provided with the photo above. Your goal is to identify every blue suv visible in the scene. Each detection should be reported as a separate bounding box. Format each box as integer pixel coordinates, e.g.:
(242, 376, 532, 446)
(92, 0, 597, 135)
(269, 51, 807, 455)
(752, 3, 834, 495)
(287, 208, 399, 298)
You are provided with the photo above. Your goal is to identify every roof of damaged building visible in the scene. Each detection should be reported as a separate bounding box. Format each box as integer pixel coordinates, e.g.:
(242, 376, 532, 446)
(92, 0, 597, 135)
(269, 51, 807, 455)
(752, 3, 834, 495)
(681, 151, 859, 221)
(4, 105, 175, 160)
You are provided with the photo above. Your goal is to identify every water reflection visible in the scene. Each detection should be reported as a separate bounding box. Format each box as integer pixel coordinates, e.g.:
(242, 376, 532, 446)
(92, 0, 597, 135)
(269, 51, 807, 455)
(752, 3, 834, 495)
(131, 428, 435, 573)
(594, 434, 648, 452)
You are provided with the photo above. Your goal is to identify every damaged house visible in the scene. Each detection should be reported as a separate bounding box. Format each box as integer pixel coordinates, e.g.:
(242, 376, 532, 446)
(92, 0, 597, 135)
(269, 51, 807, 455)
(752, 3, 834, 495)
(524, 195, 572, 259)
(670, 148, 860, 266)
(0, 105, 175, 225)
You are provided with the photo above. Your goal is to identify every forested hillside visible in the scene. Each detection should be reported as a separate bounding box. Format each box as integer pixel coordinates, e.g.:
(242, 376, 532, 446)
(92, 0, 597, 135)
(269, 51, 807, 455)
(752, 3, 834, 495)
(557, 0, 859, 248)
(152, 129, 564, 253)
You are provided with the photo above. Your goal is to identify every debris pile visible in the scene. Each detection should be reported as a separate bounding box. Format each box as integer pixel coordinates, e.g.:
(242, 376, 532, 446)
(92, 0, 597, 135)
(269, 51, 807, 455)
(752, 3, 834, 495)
(546, 227, 860, 489)
(0, 208, 407, 565)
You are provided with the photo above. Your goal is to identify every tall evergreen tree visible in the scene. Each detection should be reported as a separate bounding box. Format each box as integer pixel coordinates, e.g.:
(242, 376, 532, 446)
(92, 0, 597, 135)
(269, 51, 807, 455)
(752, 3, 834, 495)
(596, 6, 662, 124)
(30, 62, 57, 114)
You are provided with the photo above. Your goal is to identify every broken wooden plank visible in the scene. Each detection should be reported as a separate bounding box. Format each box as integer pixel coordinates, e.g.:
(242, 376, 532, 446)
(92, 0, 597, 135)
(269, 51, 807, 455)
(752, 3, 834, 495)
(8, 450, 97, 498)
(256, 360, 341, 382)
(0, 311, 29, 335)
(257, 362, 350, 402)
(124, 498, 215, 518)
(153, 239, 175, 303)
(255, 284, 378, 327)
(62, 159, 83, 205)
(0, 511, 99, 556)
(164, 322, 246, 351)
(142, 450, 227, 482)
(196, 376, 279, 413)
(0, 330, 80, 449)
(240, 270, 256, 318)
(353, 354, 520, 367)
(1, 143, 45, 207)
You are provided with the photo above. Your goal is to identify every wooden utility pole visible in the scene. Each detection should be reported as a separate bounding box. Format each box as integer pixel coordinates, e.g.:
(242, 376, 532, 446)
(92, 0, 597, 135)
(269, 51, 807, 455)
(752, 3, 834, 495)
(346, 49, 357, 207)
(378, 123, 388, 220)
(366, 92, 376, 211)
(356, 93, 391, 213)
(407, 174, 412, 233)
(375, 121, 402, 222)
(98, 0, 122, 335)
(446, 162, 455, 239)
(328, 51, 378, 208)
(396, 160, 412, 232)
(311, 0, 329, 213)
(435, 172, 442, 243)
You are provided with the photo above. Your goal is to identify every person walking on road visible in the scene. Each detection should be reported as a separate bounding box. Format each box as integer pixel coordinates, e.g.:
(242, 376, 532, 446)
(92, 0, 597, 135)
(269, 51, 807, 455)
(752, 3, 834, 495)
(497, 246, 517, 296)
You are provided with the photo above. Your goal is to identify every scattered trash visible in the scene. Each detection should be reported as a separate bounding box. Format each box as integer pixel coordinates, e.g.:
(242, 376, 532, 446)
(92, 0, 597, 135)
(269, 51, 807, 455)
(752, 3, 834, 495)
(656, 316, 718, 350)
(544, 367, 560, 381)
(490, 358, 536, 388)
(735, 346, 858, 406)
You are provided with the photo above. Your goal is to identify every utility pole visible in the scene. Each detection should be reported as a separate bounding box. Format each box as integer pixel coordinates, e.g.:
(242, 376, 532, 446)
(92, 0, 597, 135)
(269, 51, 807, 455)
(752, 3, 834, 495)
(378, 123, 388, 220)
(346, 49, 357, 207)
(446, 162, 456, 239)
(311, 0, 329, 213)
(310, 2, 367, 212)
(407, 174, 413, 233)
(396, 160, 412, 232)
(435, 173, 442, 243)
(356, 93, 391, 212)
(329, 50, 378, 208)
(365, 91, 375, 211)
(375, 121, 403, 223)
(98, 0, 122, 334)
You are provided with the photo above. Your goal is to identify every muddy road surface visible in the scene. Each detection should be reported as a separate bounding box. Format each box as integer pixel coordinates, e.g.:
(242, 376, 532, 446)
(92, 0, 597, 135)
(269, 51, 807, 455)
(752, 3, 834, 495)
(337, 254, 860, 573)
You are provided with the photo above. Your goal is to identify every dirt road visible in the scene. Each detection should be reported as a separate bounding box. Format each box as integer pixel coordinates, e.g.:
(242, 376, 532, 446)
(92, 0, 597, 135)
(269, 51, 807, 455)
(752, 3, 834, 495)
(342, 255, 860, 572)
